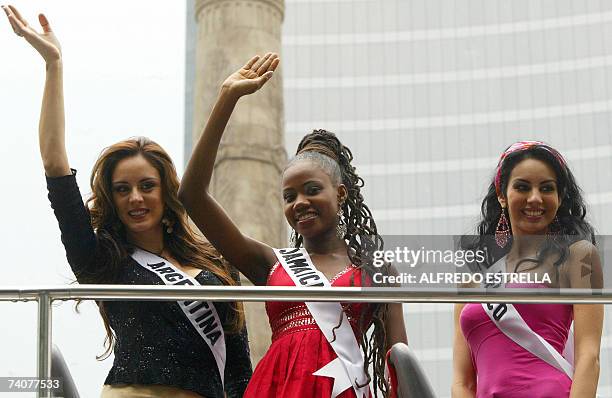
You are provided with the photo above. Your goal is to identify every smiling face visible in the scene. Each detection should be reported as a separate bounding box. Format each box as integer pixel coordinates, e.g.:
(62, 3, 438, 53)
(282, 160, 347, 240)
(498, 158, 561, 236)
(111, 154, 164, 239)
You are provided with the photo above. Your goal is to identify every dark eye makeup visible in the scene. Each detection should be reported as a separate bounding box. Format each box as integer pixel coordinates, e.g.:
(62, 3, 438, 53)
(511, 180, 557, 193)
(283, 191, 296, 202)
(113, 184, 129, 193)
(304, 181, 323, 195)
(112, 179, 158, 194)
(140, 180, 156, 190)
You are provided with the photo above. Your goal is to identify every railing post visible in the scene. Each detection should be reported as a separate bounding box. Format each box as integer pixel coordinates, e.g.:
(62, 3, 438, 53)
(37, 292, 52, 398)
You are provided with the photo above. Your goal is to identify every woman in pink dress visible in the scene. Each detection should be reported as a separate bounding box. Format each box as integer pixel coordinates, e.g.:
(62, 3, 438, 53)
(452, 142, 604, 398)
(179, 54, 407, 397)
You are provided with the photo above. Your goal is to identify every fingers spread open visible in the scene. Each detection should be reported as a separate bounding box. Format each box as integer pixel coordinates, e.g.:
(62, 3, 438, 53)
(270, 57, 280, 72)
(243, 55, 260, 71)
(256, 53, 277, 75)
(38, 14, 51, 32)
(251, 52, 272, 72)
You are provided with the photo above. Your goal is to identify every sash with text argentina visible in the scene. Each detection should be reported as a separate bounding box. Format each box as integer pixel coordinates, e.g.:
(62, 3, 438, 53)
(130, 248, 226, 386)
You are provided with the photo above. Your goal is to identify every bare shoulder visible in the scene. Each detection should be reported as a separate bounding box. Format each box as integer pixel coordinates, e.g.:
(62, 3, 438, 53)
(564, 239, 603, 288)
(567, 239, 599, 263)
(569, 239, 596, 253)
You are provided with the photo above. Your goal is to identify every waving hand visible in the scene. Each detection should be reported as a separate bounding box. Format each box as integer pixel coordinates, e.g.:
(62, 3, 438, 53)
(2, 5, 61, 64)
(179, 54, 281, 284)
(3, 5, 69, 177)
(221, 53, 280, 99)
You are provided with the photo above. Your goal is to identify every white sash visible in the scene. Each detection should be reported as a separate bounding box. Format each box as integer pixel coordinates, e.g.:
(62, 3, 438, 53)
(130, 248, 226, 386)
(482, 256, 573, 379)
(273, 248, 369, 398)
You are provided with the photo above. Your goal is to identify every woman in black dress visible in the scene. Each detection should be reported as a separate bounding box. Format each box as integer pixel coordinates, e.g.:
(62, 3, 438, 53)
(3, 6, 252, 397)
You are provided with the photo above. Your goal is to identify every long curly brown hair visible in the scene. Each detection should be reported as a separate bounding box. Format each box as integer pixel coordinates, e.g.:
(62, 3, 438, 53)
(288, 129, 390, 397)
(79, 137, 244, 359)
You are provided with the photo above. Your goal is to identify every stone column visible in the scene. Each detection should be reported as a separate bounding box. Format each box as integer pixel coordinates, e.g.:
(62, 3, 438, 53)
(192, 0, 286, 364)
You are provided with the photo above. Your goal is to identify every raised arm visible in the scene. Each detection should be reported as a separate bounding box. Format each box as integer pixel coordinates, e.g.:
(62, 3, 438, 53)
(179, 54, 280, 285)
(3, 5, 69, 177)
(4, 6, 101, 281)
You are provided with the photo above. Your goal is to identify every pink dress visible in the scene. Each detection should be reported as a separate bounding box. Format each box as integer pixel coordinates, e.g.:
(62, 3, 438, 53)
(460, 284, 573, 397)
(243, 263, 373, 398)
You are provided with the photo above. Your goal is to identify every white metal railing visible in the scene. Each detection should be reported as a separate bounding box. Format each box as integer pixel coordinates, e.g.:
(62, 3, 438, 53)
(2, 285, 611, 398)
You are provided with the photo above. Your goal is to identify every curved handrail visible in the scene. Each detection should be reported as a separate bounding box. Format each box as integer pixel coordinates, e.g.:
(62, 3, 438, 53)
(387, 343, 437, 398)
(51, 345, 80, 398)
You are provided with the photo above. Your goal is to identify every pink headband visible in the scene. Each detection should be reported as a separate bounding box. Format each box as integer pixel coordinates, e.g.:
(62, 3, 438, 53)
(494, 141, 567, 196)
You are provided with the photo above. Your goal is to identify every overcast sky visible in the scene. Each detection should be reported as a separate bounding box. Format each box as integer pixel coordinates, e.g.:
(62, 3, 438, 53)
(2, 2, 612, 397)
(0, 1, 187, 395)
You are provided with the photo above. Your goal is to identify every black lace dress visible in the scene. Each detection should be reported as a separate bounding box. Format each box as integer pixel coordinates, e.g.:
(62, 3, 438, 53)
(47, 171, 252, 398)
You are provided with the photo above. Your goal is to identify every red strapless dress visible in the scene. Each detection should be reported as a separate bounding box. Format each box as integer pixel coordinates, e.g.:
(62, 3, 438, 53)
(243, 263, 372, 398)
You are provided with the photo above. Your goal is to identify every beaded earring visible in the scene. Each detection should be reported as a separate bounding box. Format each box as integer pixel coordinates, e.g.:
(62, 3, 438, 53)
(161, 217, 174, 234)
(336, 209, 347, 240)
(495, 208, 510, 248)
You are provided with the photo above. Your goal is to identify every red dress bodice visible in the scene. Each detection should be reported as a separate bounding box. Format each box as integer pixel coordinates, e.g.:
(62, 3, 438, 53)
(243, 262, 373, 398)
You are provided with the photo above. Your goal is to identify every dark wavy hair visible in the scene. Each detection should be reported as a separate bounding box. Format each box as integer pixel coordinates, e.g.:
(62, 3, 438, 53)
(79, 137, 244, 359)
(286, 129, 390, 397)
(465, 143, 595, 269)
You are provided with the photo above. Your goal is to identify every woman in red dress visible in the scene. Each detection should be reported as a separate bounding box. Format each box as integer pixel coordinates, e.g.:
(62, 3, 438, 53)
(179, 54, 407, 397)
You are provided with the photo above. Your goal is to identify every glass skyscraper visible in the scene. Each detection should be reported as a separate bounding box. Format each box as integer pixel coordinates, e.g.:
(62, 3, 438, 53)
(187, 1, 612, 395)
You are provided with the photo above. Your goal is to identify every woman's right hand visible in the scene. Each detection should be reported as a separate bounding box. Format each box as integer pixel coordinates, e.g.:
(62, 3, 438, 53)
(179, 53, 280, 284)
(220, 53, 279, 100)
(3, 5, 70, 176)
(2, 5, 61, 65)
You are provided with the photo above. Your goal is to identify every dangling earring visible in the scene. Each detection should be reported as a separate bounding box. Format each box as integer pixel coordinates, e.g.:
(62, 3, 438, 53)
(290, 229, 298, 247)
(161, 217, 174, 234)
(495, 208, 510, 248)
(336, 208, 347, 240)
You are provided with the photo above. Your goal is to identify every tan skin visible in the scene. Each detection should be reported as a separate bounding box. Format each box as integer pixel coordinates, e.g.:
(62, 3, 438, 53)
(111, 155, 202, 278)
(452, 158, 603, 398)
(179, 54, 407, 349)
(4, 6, 206, 396)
